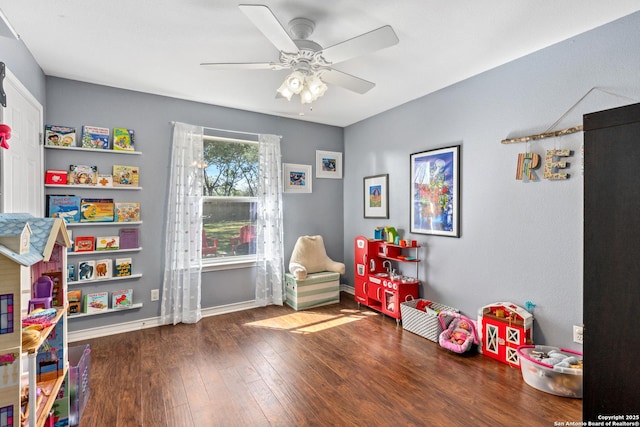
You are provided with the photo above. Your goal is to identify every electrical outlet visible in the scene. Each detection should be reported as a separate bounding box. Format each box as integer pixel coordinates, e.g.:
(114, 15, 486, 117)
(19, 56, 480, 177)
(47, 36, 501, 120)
(151, 289, 160, 301)
(573, 325, 583, 344)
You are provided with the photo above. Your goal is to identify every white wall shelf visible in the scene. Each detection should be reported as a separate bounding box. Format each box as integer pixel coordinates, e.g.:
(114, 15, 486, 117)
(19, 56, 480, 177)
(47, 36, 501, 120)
(68, 247, 142, 256)
(68, 303, 144, 319)
(45, 145, 142, 155)
(45, 184, 142, 190)
(66, 221, 142, 227)
(69, 273, 142, 286)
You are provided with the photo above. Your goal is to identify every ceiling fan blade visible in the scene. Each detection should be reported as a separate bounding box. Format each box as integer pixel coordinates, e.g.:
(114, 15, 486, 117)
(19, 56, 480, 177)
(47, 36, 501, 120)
(321, 25, 399, 64)
(239, 4, 298, 53)
(321, 69, 375, 94)
(200, 62, 287, 70)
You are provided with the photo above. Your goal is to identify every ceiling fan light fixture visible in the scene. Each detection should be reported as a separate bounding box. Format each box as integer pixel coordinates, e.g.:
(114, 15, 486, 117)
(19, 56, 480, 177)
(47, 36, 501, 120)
(284, 71, 305, 94)
(276, 80, 294, 100)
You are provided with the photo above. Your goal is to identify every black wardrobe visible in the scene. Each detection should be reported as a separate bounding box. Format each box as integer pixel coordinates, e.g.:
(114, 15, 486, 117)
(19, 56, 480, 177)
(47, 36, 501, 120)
(583, 102, 640, 420)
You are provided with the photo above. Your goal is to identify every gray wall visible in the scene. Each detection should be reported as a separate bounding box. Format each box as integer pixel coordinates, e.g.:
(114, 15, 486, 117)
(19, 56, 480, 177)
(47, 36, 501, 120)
(343, 11, 640, 350)
(0, 36, 46, 104)
(43, 78, 344, 332)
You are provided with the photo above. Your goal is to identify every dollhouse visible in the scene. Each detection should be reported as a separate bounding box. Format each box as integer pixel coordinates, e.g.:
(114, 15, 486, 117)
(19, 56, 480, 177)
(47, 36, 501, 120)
(479, 302, 533, 366)
(0, 214, 71, 427)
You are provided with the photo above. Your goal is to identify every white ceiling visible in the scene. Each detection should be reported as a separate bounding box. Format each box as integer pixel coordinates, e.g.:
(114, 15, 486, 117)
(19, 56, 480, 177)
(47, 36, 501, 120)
(2, 1, 639, 127)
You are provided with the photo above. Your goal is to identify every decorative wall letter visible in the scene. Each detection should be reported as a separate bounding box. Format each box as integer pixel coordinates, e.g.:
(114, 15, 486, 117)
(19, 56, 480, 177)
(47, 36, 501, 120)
(544, 149, 571, 180)
(516, 153, 540, 182)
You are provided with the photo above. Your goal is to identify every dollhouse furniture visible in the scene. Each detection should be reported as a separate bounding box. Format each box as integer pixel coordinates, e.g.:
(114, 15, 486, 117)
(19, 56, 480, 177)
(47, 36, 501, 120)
(478, 302, 533, 366)
(201, 230, 217, 257)
(28, 276, 54, 313)
(0, 213, 71, 427)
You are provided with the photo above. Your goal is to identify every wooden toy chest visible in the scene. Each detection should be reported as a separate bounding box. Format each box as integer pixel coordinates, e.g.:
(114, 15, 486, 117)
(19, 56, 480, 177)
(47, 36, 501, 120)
(285, 271, 340, 310)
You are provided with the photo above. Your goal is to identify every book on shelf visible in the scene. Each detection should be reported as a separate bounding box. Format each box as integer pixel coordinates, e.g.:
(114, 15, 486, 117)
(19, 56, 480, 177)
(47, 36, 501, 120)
(119, 228, 139, 249)
(115, 257, 132, 277)
(74, 236, 95, 252)
(95, 259, 113, 279)
(45, 124, 76, 147)
(78, 260, 96, 281)
(67, 263, 75, 282)
(114, 202, 140, 222)
(97, 174, 113, 187)
(81, 125, 110, 149)
(45, 169, 68, 185)
(80, 198, 114, 222)
(47, 195, 81, 223)
(68, 164, 98, 185)
(84, 291, 109, 313)
(112, 289, 133, 308)
(67, 289, 82, 315)
(113, 128, 135, 151)
(96, 236, 119, 250)
(112, 165, 139, 187)
(42, 271, 64, 307)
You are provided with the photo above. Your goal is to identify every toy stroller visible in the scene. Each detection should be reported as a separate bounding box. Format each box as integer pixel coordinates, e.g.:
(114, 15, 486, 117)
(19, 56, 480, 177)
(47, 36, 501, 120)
(438, 311, 479, 354)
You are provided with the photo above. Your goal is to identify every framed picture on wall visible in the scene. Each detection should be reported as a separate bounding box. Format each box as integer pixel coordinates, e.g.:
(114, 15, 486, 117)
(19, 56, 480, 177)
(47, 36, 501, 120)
(283, 163, 312, 193)
(410, 145, 460, 237)
(363, 174, 389, 218)
(315, 150, 342, 179)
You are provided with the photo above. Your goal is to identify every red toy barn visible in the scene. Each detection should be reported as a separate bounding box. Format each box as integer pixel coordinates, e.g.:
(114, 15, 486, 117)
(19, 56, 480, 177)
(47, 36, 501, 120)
(479, 302, 533, 366)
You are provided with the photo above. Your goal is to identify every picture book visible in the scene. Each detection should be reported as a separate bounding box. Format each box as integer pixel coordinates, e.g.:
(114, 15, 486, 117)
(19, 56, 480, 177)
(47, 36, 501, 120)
(81, 125, 110, 149)
(114, 202, 140, 222)
(95, 259, 113, 279)
(68, 164, 98, 185)
(48, 195, 81, 223)
(45, 169, 68, 185)
(97, 174, 113, 187)
(112, 289, 133, 308)
(67, 289, 82, 315)
(112, 165, 139, 187)
(80, 198, 114, 222)
(42, 271, 64, 307)
(67, 263, 75, 282)
(45, 124, 76, 147)
(74, 235, 95, 252)
(84, 291, 108, 313)
(77, 260, 96, 281)
(96, 236, 119, 250)
(113, 128, 135, 151)
(115, 257, 132, 277)
(119, 228, 139, 249)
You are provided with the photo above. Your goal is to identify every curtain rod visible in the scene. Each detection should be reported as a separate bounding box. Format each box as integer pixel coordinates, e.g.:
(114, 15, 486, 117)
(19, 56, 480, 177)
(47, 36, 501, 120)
(170, 121, 266, 139)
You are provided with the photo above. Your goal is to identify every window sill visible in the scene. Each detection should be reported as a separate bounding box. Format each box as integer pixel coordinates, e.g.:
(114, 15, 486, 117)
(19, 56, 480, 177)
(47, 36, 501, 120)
(202, 256, 257, 272)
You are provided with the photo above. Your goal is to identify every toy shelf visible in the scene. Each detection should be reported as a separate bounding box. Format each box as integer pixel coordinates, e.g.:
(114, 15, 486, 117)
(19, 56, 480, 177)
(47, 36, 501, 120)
(66, 221, 142, 227)
(45, 184, 142, 190)
(68, 247, 142, 256)
(44, 145, 142, 155)
(68, 273, 142, 286)
(68, 303, 143, 318)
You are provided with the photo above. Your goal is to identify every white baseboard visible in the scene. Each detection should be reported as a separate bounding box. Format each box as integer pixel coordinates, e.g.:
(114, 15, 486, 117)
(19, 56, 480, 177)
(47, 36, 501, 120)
(340, 284, 355, 295)
(68, 299, 261, 342)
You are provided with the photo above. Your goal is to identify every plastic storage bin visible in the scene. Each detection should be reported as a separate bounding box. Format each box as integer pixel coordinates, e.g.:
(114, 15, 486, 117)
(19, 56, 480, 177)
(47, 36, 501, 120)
(69, 344, 91, 425)
(517, 345, 582, 398)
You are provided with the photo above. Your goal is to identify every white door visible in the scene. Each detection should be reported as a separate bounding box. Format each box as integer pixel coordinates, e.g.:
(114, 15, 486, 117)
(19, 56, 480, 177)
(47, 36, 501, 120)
(0, 67, 44, 215)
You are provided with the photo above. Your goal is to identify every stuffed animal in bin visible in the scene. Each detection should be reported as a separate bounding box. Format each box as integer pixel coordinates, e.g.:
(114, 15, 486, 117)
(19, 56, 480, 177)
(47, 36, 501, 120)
(289, 235, 345, 280)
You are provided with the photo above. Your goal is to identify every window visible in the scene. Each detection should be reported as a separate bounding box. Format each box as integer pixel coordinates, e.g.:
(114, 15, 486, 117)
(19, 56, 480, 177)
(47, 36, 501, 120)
(202, 136, 258, 265)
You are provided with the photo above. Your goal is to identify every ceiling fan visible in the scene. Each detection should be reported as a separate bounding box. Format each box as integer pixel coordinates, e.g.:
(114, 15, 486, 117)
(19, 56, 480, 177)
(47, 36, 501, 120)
(201, 4, 399, 103)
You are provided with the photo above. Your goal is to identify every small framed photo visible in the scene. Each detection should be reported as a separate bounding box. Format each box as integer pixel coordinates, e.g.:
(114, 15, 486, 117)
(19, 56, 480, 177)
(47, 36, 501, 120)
(283, 163, 312, 193)
(410, 145, 461, 237)
(315, 150, 342, 179)
(363, 174, 389, 218)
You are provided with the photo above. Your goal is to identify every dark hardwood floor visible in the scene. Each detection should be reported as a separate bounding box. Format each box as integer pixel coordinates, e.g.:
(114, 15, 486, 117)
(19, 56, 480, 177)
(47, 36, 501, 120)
(72, 292, 581, 426)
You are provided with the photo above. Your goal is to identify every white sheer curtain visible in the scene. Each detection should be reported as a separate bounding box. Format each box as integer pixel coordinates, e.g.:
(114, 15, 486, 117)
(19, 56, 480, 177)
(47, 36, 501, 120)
(161, 122, 204, 325)
(255, 134, 285, 306)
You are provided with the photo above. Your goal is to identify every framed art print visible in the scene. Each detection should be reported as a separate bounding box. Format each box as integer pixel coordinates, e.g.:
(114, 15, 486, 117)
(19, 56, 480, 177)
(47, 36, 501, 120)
(410, 145, 460, 237)
(316, 150, 342, 179)
(283, 163, 312, 193)
(363, 174, 389, 218)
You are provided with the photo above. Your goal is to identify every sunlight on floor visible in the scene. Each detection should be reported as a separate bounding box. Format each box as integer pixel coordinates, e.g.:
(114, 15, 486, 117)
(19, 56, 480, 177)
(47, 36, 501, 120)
(244, 308, 378, 334)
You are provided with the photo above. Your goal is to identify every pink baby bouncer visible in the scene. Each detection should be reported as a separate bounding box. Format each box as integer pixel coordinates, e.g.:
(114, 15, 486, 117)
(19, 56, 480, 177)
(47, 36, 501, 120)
(438, 311, 479, 354)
